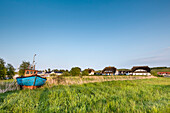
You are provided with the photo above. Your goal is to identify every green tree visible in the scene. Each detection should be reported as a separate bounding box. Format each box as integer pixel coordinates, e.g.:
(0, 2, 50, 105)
(48, 68, 51, 72)
(70, 67, 81, 76)
(82, 70, 89, 76)
(6, 63, 15, 79)
(0, 58, 6, 79)
(19, 61, 30, 76)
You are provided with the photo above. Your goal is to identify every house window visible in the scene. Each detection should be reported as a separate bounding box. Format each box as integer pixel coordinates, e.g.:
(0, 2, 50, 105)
(34, 71, 36, 74)
(30, 71, 33, 74)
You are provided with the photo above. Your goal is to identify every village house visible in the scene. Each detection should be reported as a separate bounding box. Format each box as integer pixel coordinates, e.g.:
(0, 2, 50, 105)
(157, 72, 170, 76)
(131, 66, 151, 75)
(51, 71, 63, 76)
(84, 68, 95, 75)
(118, 69, 132, 75)
(102, 66, 118, 75)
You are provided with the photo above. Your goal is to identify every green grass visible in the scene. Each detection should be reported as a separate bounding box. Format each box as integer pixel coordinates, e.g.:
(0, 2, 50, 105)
(0, 79, 14, 83)
(151, 68, 170, 73)
(0, 78, 170, 113)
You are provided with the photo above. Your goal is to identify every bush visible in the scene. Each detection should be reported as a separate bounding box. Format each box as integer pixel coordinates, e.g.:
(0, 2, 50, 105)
(70, 67, 81, 76)
(82, 70, 89, 76)
(50, 73, 56, 76)
(151, 71, 164, 77)
(62, 72, 70, 76)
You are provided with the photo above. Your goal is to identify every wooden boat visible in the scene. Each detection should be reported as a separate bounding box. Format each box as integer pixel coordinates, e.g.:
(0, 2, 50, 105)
(16, 54, 47, 89)
(16, 70, 47, 89)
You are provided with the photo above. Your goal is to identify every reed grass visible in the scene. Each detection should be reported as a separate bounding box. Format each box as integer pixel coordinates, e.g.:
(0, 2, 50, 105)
(46, 75, 156, 87)
(0, 80, 19, 93)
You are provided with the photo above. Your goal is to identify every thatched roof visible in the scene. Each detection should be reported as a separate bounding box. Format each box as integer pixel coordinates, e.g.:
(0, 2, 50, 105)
(85, 68, 95, 73)
(131, 66, 150, 72)
(102, 66, 117, 73)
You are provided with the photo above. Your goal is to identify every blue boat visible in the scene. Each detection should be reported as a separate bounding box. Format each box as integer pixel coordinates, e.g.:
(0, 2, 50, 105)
(16, 74, 47, 89)
(16, 54, 47, 89)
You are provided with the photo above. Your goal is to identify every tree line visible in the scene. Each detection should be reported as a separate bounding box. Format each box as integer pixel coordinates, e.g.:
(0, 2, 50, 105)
(0, 58, 99, 79)
(0, 58, 15, 79)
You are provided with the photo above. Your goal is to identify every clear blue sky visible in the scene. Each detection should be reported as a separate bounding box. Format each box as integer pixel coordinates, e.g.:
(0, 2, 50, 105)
(0, 0, 170, 70)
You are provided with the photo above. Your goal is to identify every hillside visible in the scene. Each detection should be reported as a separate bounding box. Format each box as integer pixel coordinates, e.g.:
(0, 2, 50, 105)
(151, 67, 170, 73)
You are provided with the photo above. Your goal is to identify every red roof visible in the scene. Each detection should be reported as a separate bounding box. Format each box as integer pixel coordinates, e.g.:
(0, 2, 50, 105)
(157, 72, 170, 74)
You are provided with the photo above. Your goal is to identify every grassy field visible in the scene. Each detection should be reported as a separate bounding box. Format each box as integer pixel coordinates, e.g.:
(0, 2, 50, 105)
(0, 78, 170, 113)
(151, 68, 170, 73)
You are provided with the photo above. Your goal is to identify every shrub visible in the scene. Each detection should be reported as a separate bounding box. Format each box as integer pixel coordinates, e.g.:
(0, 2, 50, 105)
(151, 71, 164, 77)
(70, 67, 81, 76)
(50, 73, 56, 76)
(82, 70, 89, 76)
(62, 72, 70, 76)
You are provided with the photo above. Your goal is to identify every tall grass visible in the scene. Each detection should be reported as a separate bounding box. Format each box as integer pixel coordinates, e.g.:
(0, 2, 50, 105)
(46, 75, 156, 86)
(0, 78, 169, 112)
(0, 80, 19, 93)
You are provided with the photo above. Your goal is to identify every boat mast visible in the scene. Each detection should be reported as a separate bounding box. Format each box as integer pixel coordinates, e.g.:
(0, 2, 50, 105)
(31, 54, 36, 70)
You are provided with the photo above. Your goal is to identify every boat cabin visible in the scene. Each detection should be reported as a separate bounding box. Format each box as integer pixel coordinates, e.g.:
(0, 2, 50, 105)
(24, 69, 38, 76)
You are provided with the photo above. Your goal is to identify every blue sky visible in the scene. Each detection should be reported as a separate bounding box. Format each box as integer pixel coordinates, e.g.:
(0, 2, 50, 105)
(0, 0, 170, 70)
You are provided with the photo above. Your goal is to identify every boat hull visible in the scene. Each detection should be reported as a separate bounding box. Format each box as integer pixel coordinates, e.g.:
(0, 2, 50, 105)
(16, 75, 47, 89)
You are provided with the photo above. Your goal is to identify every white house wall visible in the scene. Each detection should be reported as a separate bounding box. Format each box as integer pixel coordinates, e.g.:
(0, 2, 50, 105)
(132, 73, 151, 75)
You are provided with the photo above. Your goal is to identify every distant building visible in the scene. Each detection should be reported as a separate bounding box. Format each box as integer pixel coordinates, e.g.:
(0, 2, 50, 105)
(13, 74, 19, 79)
(118, 69, 132, 75)
(131, 66, 151, 75)
(85, 68, 95, 75)
(157, 72, 170, 76)
(102, 66, 118, 75)
(52, 71, 63, 76)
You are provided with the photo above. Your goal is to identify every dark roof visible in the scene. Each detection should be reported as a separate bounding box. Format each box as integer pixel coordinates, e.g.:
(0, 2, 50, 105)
(54, 72, 63, 73)
(131, 66, 150, 72)
(85, 68, 95, 73)
(102, 66, 117, 73)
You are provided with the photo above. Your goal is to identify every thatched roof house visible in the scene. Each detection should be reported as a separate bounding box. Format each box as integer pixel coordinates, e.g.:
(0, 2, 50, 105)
(84, 68, 95, 75)
(131, 66, 151, 75)
(102, 66, 117, 75)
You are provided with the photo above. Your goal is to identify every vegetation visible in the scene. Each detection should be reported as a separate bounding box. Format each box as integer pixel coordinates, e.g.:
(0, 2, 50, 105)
(151, 68, 170, 73)
(19, 61, 30, 76)
(151, 67, 169, 69)
(6, 64, 15, 79)
(0, 78, 169, 112)
(62, 72, 70, 76)
(0, 58, 15, 80)
(150, 67, 170, 77)
(82, 70, 89, 76)
(47, 75, 155, 86)
(70, 67, 81, 76)
(53, 69, 69, 73)
(0, 58, 6, 79)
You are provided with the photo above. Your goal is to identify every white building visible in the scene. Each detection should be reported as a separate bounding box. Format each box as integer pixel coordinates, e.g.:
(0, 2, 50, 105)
(131, 66, 151, 76)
